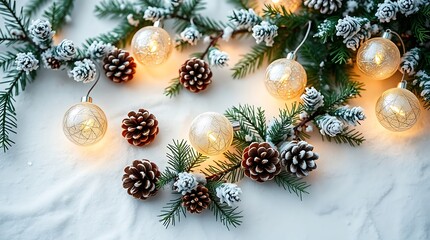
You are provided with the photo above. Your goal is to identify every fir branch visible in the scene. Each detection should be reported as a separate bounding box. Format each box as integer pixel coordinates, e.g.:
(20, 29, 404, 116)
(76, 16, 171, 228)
(329, 44, 351, 65)
(231, 131, 251, 150)
(227, 0, 258, 9)
(158, 197, 186, 228)
(0, 0, 30, 37)
(321, 127, 365, 146)
(411, 5, 430, 43)
(141, 0, 164, 8)
(43, 0, 75, 32)
(164, 77, 182, 98)
(274, 172, 310, 200)
(185, 147, 208, 172)
(225, 104, 267, 142)
(204, 149, 244, 183)
(178, 0, 205, 17)
(23, 0, 50, 16)
(323, 81, 364, 110)
(264, 4, 309, 29)
(165, 139, 193, 173)
(231, 44, 276, 79)
(206, 180, 243, 230)
(95, 0, 138, 19)
(267, 102, 303, 145)
(0, 50, 18, 71)
(157, 169, 178, 189)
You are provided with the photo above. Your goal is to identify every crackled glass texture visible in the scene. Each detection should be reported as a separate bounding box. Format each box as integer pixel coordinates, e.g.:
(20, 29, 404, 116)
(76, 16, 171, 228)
(131, 26, 172, 65)
(265, 58, 307, 100)
(375, 88, 420, 131)
(356, 37, 401, 81)
(63, 102, 108, 146)
(189, 112, 234, 156)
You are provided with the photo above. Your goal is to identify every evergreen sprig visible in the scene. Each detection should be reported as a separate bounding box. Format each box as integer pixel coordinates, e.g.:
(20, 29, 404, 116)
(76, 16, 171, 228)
(225, 104, 267, 142)
(227, 0, 258, 9)
(24, 0, 51, 16)
(204, 149, 244, 183)
(267, 102, 303, 145)
(158, 196, 186, 228)
(0, 0, 30, 39)
(323, 81, 364, 110)
(321, 127, 365, 147)
(95, 0, 138, 19)
(43, 0, 75, 32)
(231, 44, 276, 79)
(164, 77, 182, 98)
(274, 172, 310, 200)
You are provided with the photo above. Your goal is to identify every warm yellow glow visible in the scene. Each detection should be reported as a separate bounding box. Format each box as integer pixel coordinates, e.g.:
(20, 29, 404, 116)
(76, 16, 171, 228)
(389, 105, 405, 117)
(374, 53, 383, 65)
(80, 119, 95, 132)
(149, 40, 159, 53)
(272, 0, 280, 3)
(131, 26, 172, 65)
(208, 132, 217, 142)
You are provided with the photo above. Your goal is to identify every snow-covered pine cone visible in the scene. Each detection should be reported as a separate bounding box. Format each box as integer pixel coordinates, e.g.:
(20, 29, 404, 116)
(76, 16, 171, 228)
(182, 185, 211, 214)
(122, 159, 161, 200)
(180, 26, 202, 45)
(241, 142, 282, 182)
(252, 21, 278, 47)
(301, 87, 324, 112)
(335, 16, 361, 40)
(15, 52, 39, 73)
(229, 8, 260, 31)
(121, 109, 159, 147)
(216, 183, 241, 206)
(179, 57, 212, 93)
(41, 50, 61, 70)
(55, 39, 76, 61)
(173, 172, 198, 195)
(316, 114, 344, 137)
(400, 47, 420, 76)
(103, 49, 136, 83)
(69, 59, 97, 83)
(304, 0, 342, 14)
(28, 19, 54, 49)
(280, 141, 319, 177)
(334, 106, 366, 126)
(87, 41, 114, 60)
(398, 0, 419, 16)
(413, 71, 430, 101)
(143, 6, 169, 22)
(208, 48, 229, 67)
(375, 0, 399, 23)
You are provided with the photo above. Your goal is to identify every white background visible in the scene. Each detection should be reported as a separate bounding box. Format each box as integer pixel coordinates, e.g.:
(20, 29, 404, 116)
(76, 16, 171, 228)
(1, 0, 430, 239)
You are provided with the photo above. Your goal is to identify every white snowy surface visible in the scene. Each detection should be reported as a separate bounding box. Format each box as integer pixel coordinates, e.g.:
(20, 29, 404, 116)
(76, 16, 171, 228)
(1, 1, 430, 239)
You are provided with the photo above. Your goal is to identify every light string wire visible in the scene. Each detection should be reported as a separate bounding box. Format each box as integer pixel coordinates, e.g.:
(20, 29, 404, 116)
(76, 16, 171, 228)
(86, 64, 101, 99)
(292, 20, 312, 56)
(386, 29, 407, 84)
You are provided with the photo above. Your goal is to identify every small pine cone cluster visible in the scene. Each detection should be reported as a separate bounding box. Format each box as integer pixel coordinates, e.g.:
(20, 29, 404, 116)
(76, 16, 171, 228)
(122, 159, 161, 200)
(182, 185, 211, 214)
(241, 142, 282, 182)
(121, 109, 159, 147)
(280, 141, 319, 177)
(103, 49, 136, 83)
(179, 57, 212, 93)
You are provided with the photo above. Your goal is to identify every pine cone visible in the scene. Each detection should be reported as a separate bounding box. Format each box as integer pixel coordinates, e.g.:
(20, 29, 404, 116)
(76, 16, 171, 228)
(241, 142, 282, 182)
(122, 159, 161, 200)
(280, 141, 319, 178)
(45, 56, 61, 69)
(103, 49, 136, 83)
(121, 109, 159, 146)
(179, 57, 212, 93)
(182, 185, 211, 214)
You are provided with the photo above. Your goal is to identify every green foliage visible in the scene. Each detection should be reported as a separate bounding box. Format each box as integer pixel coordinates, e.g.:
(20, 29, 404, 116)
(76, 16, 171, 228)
(274, 172, 310, 200)
(0, 49, 19, 71)
(231, 44, 276, 79)
(321, 127, 365, 147)
(225, 104, 267, 142)
(264, 4, 309, 29)
(267, 102, 303, 145)
(204, 149, 244, 183)
(411, 5, 430, 43)
(0, 0, 30, 40)
(165, 139, 208, 173)
(323, 80, 364, 110)
(95, 0, 138, 18)
(227, 0, 258, 9)
(158, 196, 186, 228)
(177, 0, 205, 17)
(164, 77, 182, 98)
(23, 0, 51, 16)
(43, 0, 75, 32)
(206, 180, 243, 230)
(329, 44, 351, 65)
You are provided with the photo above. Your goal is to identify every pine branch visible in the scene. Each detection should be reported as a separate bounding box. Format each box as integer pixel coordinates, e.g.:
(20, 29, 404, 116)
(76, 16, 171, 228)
(166, 139, 193, 173)
(185, 147, 209, 172)
(267, 102, 303, 145)
(95, 0, 138, 19)
(274, 172, 310, 200)
(411, 5, 430, 43)
(321, 127, 365, 146)
(178, 0, 205, 17)
(323, 81, 364, 110)
(227, 0, 258, 9)
(158, 197, 186, 228)
(231, 44, 276, 79)
(164, 77, 182, 98)
(43, 0, 75, 32)
(264, 4, 309, 29)
(206, 180, 243, 230)
(157, 169, 178, 189)
(329, 44, 351, 65)
(0, 50, 18, 70)
(204, 149, 244, 183)
(225, 104, 267, 142)
(23, 0, 51, 16)
(0, 0, 30, 37)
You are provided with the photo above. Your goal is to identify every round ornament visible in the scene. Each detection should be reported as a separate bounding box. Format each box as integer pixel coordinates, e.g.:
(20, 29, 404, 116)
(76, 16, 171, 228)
(63, 97, 107, 146)
(265, 56, 307, 100)
(375, 87, 420, 131)
(189, 112, 234, 156)
(131, 26, 172, 65)
(356, 34, 401, 81)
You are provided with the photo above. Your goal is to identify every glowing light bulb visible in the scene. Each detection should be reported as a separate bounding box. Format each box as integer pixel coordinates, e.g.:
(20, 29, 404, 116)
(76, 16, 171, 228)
(265, 56, 307, 100)
(356, 33, 401, 81)
(63, 97, 107, 146)
(375, 87, 420, 131)
(189, 112, 234, 156)
(131, 26, 172, 65)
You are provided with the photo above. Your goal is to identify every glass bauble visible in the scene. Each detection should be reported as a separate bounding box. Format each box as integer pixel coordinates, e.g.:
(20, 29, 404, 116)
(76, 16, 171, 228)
(131, 26, 172, 65)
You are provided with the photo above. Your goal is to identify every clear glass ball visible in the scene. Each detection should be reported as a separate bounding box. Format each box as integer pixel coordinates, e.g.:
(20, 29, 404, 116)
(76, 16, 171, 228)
(63, 102, 108, 146)
(375, 88, 421, 131)
(131, 26, 173, 65)
(189, 112, 234, 156)
(265, 58, 307, 100)
(356, 37, 401, 80)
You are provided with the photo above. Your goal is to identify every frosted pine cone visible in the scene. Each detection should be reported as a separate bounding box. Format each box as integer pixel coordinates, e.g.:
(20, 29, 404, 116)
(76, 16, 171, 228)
(375, 0, 399, 22)
(144, 7, 169, 22)
(180, 26, 202, 45)
(216, 183, 241, 206)
(304, 0, 342, 14)
(301, 87, 324, 112)
(103, 49, 136, 83)
(15, 52, 39, 73)
(122, 159, 161, 200)
(242, 142, 282, 182)
(400, 47, 420, 76)
(280, 141, 319, 177)
(252, 21, 278, 47)
(208, 48, 229, 67)
(182, 185, 211, 214)
(398, 0, 419, 16)
(28, 19, 54, 49)
(413, 71, 430, 101)
(316, 114, 343, 137)
(229, 9, 260, 31)
(334, 106, 366, 126)
(179, 58, 212, 93)
(121, 109, 159, 147)
(41, 50, 61, 70)
(69, 59, 97, 83)
(344, 34, 361, 51)
(55, 39, 76, 61)
(173, 172, 198, 195)
(335, 16, 361, 40)
(87, 41, 115, 60)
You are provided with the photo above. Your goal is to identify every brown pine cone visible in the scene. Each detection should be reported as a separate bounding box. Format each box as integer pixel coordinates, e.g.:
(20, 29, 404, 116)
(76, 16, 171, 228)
(45, 56, 61, 70)
(122, 159, 161, 200)
(179, 57, 212, 93)
(241, 142, 282, 182)
(182, 185, 211, 214)
(103, 49, 136, 83)
(280, 140, 318, 177)
(121, 109, 159, 147)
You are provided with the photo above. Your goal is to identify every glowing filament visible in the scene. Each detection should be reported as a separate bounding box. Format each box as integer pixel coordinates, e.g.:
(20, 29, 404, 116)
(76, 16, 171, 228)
(208, 132, 217, 142)
(81, 119, 95, 132)
(149, 40, 159, 53)
(389, 105, 405, 117)
(374, 53, 383, 65)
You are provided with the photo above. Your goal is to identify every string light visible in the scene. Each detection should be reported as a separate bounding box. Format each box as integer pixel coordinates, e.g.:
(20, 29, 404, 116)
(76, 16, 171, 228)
(131, 20, 173, 65)
(264, 21, 311, 100)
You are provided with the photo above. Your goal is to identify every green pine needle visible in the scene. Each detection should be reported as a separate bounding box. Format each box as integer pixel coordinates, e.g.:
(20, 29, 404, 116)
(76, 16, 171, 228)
(321, 127, 365, 147)
(95, 0, 138, 19)
(267, 102, 303, 145)
(158, 197, 186, 228)
(203, 149, 244, 183)
(227, 0, 258, 9)
(43, 0, 75, 32)
(225, 104, 267, 142)
(164, 77, 182, 98)
(23, 0, 51, 16)
(274, 172, 310, 200)
(231, 44, 275, 79)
